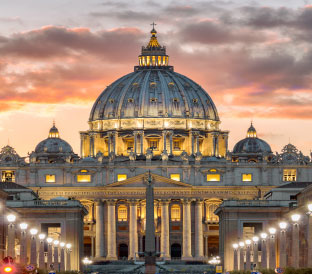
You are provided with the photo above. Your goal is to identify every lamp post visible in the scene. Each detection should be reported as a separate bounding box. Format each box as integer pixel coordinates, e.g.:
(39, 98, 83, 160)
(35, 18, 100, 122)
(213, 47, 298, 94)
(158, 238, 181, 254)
(291, 214, 301, 268)
(260, 233, 267, 269)
(268, 227, 276, 269)
(30, 228, 38, 265)
(307, 204, 312, 267)
(239, 241, 245, 270)
(279, 222, 287, 268)
(252, 236, 259, 269)
(245, 240, 251, 270)
(53, 240, 60, 271)
(38, 233, 46, 269)
(7, 214, 16, 258)
(82, 257, 92, 273)
(19, 223, 28, 265)
(47, 238, 53, 269)
(233, 244, 239, 270)
(65, 243, 72, 271)
(60, 242, 65, 271)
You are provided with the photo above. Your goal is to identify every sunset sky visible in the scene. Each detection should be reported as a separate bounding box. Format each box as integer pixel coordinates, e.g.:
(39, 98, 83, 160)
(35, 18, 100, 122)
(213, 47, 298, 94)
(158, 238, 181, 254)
(1, 0, 312, 156)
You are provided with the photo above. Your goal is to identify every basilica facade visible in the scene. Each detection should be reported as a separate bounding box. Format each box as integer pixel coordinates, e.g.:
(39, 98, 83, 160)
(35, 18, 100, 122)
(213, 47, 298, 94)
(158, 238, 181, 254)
(1, 27, 312, 270)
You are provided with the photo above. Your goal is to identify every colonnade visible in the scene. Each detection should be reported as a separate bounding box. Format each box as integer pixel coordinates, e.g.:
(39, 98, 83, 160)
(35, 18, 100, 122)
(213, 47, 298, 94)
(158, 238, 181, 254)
(94, 199, 206, 260)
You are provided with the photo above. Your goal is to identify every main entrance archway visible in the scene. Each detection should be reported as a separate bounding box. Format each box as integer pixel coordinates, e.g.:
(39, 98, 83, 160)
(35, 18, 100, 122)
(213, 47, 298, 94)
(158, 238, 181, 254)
(171, 243, 181, 259)
(118, 243, 128, 259)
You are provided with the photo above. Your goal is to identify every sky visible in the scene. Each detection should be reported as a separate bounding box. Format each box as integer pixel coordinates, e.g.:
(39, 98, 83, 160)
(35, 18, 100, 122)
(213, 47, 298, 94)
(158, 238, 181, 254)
(0, 0, 312, 156)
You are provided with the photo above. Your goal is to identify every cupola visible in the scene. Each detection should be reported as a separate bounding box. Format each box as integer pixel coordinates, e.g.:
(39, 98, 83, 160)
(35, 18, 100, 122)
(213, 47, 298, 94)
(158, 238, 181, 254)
(48, 121, 59, 138)
(246, 122, 257, 138)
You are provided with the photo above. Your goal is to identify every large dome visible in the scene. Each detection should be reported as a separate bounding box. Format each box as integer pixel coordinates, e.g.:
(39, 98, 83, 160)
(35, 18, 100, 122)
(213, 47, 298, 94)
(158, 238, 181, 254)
(90, 70, 219, 121)
(89, 27, 219, 123)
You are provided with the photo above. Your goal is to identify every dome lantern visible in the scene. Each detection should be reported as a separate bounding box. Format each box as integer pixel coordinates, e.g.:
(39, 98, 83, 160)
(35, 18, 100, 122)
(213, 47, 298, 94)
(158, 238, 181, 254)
(246, 122, 257, 138)
(48, 121, 59, 138)
(136, 23, 172, 70)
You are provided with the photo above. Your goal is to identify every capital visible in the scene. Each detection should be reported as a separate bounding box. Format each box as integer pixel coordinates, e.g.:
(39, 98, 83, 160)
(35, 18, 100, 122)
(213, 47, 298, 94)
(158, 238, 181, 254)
(106, 199, 117, 206)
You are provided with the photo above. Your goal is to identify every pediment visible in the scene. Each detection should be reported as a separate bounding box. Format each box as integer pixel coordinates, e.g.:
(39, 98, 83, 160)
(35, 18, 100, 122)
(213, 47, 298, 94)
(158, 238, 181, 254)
(106, 172, 192, 188)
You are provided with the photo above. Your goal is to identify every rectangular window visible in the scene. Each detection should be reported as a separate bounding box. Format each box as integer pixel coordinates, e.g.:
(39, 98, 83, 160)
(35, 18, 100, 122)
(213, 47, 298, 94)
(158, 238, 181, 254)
(170, 174, 180, 181)
(242, 173, 252, 182)
(283, 169, 296, 181)
(117, 174, 127, 182)
(148, 140, 159, 150)
(2, 171, 15, 182)
(207, 174, 220, 182)
(45, 175, 56, 183)
(77, 174, 91, 183)
(173, 141, 181, 150)
(127, 141, 134, 151)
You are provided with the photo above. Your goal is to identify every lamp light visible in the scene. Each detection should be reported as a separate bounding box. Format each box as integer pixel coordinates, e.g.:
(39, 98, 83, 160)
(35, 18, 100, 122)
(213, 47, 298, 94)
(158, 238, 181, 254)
(252, 236, 259, 242)
(19, 223, 28, 230)
(245, 239, 252, 245)
(60, 242, 65, 248)
(279, 222, 287, 230)
(233, 243, 239, 249)
(38, 233, 46, 240)
(260, 233, 267, 239)
(269, 227, 276, 235)
(308, 204, 312, 212)
(7, 214, 16, 223)
(239, 241, 245, 247)
(66, 243, 72, 249)
(291, 214, 301, 222)
(53, 240, 59, 246)
(47, 237, 53, 244)
(30, 228, 38, 236)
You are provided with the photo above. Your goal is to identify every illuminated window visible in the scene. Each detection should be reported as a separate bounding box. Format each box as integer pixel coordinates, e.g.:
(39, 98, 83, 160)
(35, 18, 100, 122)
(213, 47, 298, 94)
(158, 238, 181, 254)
(158, 56, 161, 66)
(118, 205, 128, 221)
(152, 56, 156, 66)
(207, 174, 220, 182)
(206, 203, 219, 222)
(45, 175, 56, 183)
(242, 173, 252, 182)
(1, 171, 15, 182)
(147, 56, 150, 66)
(283, 169, 296, 181)
(127, 141, 134, 151)
(117, 174, 127, 182)
(80, 169, 88, 173)
(173, 141, 181, 150)
(170, 174, 180, 181)
(148, 140, 159, 150)
(77, 174, 91, 183)
(171, 204, 181, 221)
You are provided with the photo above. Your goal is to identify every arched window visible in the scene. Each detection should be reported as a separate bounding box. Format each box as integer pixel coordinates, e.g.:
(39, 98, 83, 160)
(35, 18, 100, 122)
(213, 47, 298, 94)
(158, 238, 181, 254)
(207, 203, 219, 222)
(118, 205, 128, 222)
(171, 204, 181, 221)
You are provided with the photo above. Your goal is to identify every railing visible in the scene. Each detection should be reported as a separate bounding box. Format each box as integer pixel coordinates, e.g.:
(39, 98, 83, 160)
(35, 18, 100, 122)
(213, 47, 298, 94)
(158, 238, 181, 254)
(7, 199, 83, 207)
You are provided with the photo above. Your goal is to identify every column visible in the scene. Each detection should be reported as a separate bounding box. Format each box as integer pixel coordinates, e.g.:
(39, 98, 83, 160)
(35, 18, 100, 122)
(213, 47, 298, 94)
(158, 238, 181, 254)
(95, 200, 105, 258)
(292, 222, 299, 268)
(260, 238, 267, 269)
(308, 216, 312, 267)
(191, 133, 194, 155)
(60, 244, 65, 271)
(163, 131, 167, 152)
(134, 132, 138, 155)
(112, 131, 116, 154)
(196, 135, 199, 154)
(20, 228, 27, 265)
(195, 200, 204, 259)
(106, 200, 117, 260)
(182, 200, 192, 260)
(140, 132, 144, 155)
(156, 235, 160, 253)
(129, 200, 138, 259)
(160, 200, 170, 259)
(279, 229, 287, 268)
(169, 131, 173, 155)
(204, 236, 208, 258)
(80, 136, 84, 158)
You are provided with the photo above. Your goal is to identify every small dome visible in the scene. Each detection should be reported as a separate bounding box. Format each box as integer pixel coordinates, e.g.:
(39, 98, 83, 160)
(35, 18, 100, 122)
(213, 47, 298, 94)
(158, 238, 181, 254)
(233, 123, 272, 154)
(35, 122, 73, 154)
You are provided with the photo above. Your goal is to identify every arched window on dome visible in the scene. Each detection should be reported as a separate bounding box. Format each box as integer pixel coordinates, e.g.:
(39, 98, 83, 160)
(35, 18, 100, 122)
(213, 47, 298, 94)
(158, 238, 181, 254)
(171, 204, 181, 222)
(118, 205, 128, 222)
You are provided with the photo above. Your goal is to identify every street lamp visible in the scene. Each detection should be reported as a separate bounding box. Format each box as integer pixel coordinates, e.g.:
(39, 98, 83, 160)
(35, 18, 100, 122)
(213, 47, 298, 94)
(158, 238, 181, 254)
(308, 203, 312, 213)
(53, 240, 60, 271)
(38, 234, 46, 269)
(30, 228, 38, 265)
(60, 242, 66, 271)
(279, 222, 288, 268)
(20, 223, 28, 230)
(47, 238, 53, 269)
(19, 223, 28, 265)
(238, 242, 245, 270)
(245, 240, 252, 270)
(252, 236, 259, 269)
(260, 233, 267, 269)
(291, 214, 301, 224)
(268, 228, 277, 269)
(291, 213, 301, 268)
(279, 222, 287, 231)
(7, 214, 16, 257)
(30, 228, 38, 236)
(66, 243, 72, 271)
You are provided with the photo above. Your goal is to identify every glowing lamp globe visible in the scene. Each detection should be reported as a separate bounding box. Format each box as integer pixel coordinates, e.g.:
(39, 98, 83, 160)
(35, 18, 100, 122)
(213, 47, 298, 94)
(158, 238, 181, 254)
(60, 242, 65, 248)
(3, 266, 13, 273)
(279, 222, 287, 230)
(308, 204, 312, 212)
(7, 214, 16, 223)
(261, 233, 267, 239)
(30, 228, 38, 236)
(269, 227, 276, 234)
(245, 239, 252, 245)
(39, 233, 46, 240)
(66, 243, 72, 249)
(252, 236, 259, 242)
(233, 243, 239, 249)
(291, 214, 301, 222)
(47, 237, 53, 244)
(19, 223, 28, 230)
(239, 241, 245, 247)
(53, 240, 59, 246)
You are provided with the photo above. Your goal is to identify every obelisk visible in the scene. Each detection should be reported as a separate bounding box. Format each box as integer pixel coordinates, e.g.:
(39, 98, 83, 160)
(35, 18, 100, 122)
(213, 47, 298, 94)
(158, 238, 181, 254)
(145, 171, 156, 274)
